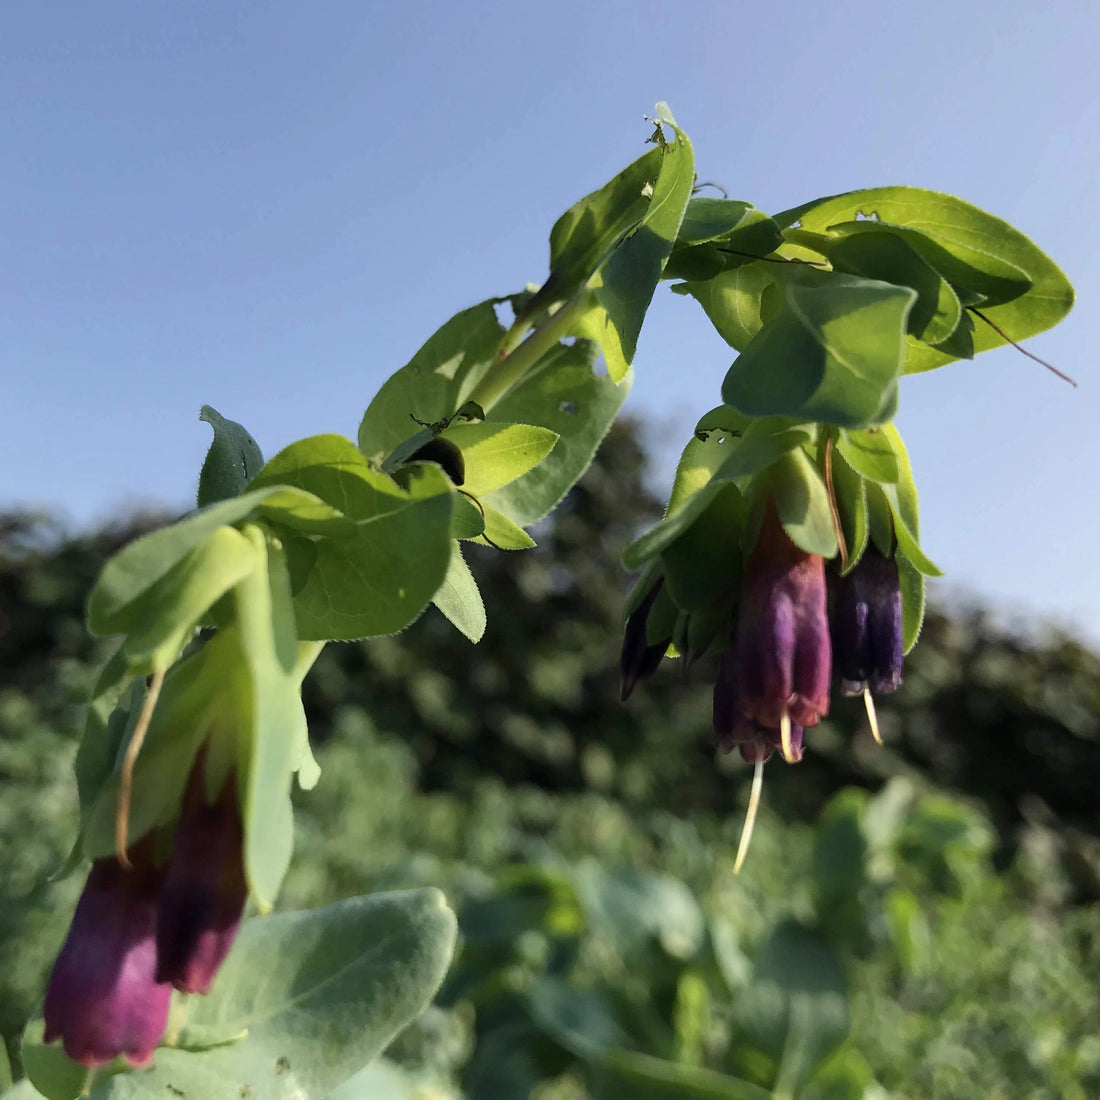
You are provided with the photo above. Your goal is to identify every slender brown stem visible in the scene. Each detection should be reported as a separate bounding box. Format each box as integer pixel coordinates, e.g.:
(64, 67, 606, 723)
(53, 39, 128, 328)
(970, 308, 1077, 387)
(115, 666, 166, 869)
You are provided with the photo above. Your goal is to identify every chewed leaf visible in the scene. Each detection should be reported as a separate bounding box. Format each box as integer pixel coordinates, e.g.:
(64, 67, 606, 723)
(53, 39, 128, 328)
(484, 339, 630, 525)
(793, 186, 1074, 372)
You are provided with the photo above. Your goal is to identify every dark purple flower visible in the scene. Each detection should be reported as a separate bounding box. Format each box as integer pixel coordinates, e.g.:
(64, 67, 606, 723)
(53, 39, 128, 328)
(714, 639, 805, 764)
(735, 507, 831, 732)
(155, 758, 248, 995)
(620, 577, 672, 701)
(831, 546, 903, 696)
(43, 848, 172, 1068)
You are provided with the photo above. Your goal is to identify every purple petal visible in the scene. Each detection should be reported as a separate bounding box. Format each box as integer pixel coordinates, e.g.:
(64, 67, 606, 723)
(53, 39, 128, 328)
(44, 855, 171, 1067)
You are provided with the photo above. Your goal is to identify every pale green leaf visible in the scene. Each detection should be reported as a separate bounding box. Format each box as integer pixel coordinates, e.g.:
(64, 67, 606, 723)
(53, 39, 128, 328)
(432, 542, 486, 642)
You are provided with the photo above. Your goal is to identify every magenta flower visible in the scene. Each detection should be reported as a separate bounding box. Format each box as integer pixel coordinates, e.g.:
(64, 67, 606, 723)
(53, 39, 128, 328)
(43, 848, 172, 1068)
(155, 757, 248, 995)
(831, 546, 904, 696)
(735, 507, 831, 733)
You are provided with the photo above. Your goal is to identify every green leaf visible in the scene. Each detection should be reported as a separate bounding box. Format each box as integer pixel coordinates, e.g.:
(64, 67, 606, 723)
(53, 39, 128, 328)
(534, 148, 665, 311)
(722, 270, 916, 429)
(484, 340, 630, 525)
(197, 405, 264, 508)
(235, 527, 302, 911)
(253, 488, 356, 538)
(23, 890, 457, 1100)
(828, 220, 1031, 308)
(876, 424, 942, 577)
(896, 548, 926, 654)
(249, 435, 457, 638)
(623, 422, 809, 571)
(450, 493, 486, 539)
(671, 263, 776, 351)
(793, 186, 1074, 372)
(476, 506, 536, 550)
(835, 428, 899, 484)
(86, 488, 297, 638)
(770, 449, 838, 558)
(829, 451, 868, 574)
(713, 421, 814, 485)
(825, 230, 963, 345)
(733, 922, 849, 1095)
(664, 200, 783, 282)
(357, 300, 506, 458)
(439, 422, 558, 497)
(582, 123, 695, 381)
(117, 525, 259, 669)
(280, 466, 454, 641)
(432, 542, 486, 642)
(661, 484, 743, 613)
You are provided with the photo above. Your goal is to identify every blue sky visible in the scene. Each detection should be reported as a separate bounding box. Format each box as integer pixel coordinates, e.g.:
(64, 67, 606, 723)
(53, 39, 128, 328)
(2, 1, 1098, 643)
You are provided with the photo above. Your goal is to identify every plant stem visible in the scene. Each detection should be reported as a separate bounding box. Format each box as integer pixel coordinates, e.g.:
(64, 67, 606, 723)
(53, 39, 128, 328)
(468, 291, 591, 413)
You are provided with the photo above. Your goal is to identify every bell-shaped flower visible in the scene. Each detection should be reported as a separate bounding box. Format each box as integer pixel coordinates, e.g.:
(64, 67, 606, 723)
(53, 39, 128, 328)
(43, 845, 172, 1068)
(714, 639, 805, 764)
(155, 753, 248, 995)
(831, 545, 904, 696)
(735, 506, 831, 733)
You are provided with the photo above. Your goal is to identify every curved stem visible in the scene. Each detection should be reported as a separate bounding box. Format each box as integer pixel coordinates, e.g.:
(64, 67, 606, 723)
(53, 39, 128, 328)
(115, 666, 166, 869)
(467, 291, 591, 413)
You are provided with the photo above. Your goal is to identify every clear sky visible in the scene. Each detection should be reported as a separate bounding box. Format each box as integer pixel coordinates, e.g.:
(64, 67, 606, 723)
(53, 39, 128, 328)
(2, 1, 1097, 644)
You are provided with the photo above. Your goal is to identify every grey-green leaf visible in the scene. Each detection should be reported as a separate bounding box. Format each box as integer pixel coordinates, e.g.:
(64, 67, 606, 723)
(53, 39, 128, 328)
(197, 405, 265, 508)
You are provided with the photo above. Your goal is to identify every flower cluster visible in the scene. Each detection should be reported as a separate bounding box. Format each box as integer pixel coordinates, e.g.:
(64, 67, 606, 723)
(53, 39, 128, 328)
(43, 752, 247, 1068)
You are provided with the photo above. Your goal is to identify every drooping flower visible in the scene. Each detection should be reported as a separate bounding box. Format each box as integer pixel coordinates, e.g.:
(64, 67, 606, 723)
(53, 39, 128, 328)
(155, 754, 248, 995)
(43, 845, 172, 1068)
(714, 638, 805, 764)
(830, 545, 904, 696)
(620, 576, 672, 701)
(735, 506, 831, 734)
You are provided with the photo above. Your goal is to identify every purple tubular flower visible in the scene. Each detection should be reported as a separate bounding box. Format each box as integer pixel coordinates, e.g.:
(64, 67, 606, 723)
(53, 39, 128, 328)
(735, 507, 831, 731)
(714, 641, 805, 763)
(155, 758, 248, 995)
(620, 578, 671, 701)
(43, 848, 172, 1068)
(831, 546, 904, 696)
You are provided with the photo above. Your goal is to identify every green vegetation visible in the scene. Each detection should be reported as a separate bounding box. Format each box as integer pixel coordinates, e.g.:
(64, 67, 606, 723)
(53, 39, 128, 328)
(2, 423, 1098, 1098)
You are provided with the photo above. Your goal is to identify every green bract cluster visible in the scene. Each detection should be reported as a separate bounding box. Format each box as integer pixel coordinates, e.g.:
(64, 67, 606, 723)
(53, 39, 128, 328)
(30, 103, 1073, 1097)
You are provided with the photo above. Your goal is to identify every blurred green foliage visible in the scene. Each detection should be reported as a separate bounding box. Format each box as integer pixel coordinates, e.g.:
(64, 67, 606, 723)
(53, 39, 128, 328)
(2, 423, 1099, 1098)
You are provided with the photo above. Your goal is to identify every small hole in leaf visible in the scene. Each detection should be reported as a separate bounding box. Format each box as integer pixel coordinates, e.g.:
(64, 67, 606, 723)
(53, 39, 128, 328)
(493, 301, 511, 328)
(559, 400, 578, 415)
(855, 209, 881, 222)
(717, 436, 726, 444)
